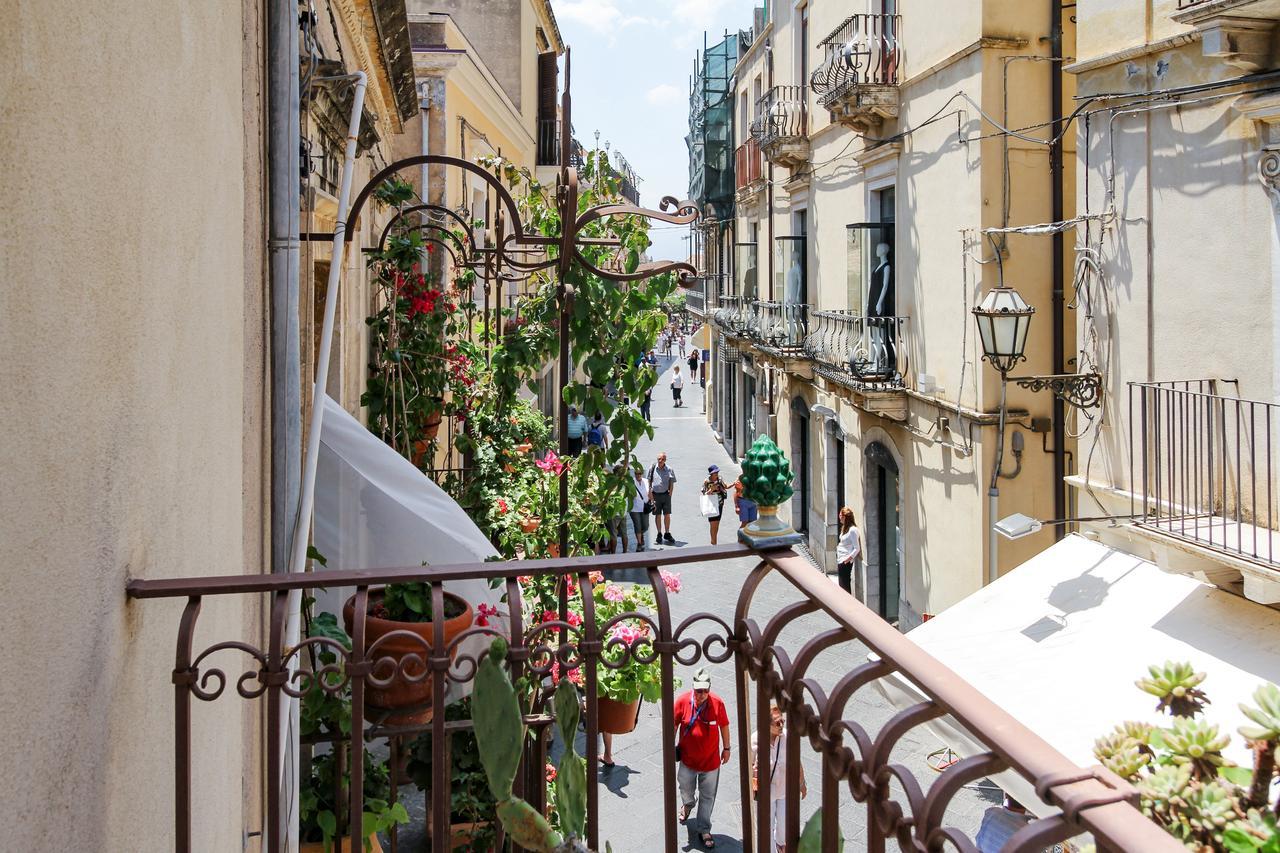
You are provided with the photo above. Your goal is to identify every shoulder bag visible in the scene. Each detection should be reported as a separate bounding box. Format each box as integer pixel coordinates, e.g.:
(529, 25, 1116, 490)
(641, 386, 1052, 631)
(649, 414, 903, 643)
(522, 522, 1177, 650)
(675, 699, 708, 763)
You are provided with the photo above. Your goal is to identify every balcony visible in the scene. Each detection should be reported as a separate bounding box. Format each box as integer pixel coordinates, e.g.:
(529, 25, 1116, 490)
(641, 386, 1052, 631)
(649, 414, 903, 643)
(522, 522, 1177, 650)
(537, 118, 559, 166)
(805, 310, 908, 418)
(713, 294, 754, 338)
(1171, 1, 1279, 70)
(1130, 380, 1280, 577)
(750, 85, 809, 168)
(748, 301, 810, 358)
(734, 138, 764, 205)
(810, 14, 902, 134)
(127, 545, 1170, 852)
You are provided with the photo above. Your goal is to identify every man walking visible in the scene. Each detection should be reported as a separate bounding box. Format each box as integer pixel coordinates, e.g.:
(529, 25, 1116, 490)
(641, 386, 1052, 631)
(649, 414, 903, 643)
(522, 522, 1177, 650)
(649, 452, 676, 544)
(674, 667, 731, 849)
(566, 405, 588, 456)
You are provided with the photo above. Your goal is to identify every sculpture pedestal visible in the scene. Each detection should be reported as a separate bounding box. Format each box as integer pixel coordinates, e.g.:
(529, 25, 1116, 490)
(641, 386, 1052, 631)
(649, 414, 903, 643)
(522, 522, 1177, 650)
(738, 505, 804, 549)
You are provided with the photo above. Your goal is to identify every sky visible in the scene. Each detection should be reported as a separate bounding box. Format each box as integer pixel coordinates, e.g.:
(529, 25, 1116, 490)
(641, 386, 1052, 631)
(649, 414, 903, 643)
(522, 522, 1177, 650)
(551, 0, 757, 263)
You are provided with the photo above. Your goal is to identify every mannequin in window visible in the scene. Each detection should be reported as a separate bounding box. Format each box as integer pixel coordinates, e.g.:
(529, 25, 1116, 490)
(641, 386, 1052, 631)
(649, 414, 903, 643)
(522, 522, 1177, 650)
(783, 243, 804, 345)
(865, 242, 894, 374)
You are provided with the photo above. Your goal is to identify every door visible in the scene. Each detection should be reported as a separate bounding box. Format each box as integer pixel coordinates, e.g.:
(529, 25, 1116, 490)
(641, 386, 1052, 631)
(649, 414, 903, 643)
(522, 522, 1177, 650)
(791, 397, 810, 534)
(865, 442, 900, 623)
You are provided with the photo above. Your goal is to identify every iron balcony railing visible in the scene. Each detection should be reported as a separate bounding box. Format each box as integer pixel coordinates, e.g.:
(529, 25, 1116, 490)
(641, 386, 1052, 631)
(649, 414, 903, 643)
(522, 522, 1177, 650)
(810, 14, 903, 106)
(750, 85, 808, 150)
(804, 309, 908, 386)
(735, 138, 763, 190)
(1130, 380, 1280, 567)
(749, 301, 810, 351)
(714, 293, 755, 337)
(686, 286, 707, 317)
(537, 118, 559, 166)
(127, 545, 1176, 853)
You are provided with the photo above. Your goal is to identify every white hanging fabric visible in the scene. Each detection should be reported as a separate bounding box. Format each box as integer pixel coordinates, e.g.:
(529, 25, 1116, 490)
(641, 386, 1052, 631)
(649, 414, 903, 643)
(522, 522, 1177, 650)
(312, 394, 506, 643)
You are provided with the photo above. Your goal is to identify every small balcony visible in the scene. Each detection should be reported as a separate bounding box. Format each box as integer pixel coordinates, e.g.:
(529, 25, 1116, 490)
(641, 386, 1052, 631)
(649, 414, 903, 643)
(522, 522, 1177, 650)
(734, 138, 764, 205)
(805, 309, 908, 389)
(713, 294, 754, 337)
(1130, 380, 1280, 573)
(748, 300, 810, 356)
(750, 85, 809, 168)
(536, 117, 559, 166)
(1170, 1, 1279, 71)
(810, 14, 902, 134)
(128, 545, 1170, 852)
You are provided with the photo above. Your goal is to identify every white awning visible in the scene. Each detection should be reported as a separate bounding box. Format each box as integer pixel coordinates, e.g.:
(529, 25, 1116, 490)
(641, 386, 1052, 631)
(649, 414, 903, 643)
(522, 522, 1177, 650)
(877, 534, 1280, 812)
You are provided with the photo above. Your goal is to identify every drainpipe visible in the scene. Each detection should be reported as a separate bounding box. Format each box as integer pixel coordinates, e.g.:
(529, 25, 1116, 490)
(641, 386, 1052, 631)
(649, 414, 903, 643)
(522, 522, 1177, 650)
(1049, 0, 1067, 533)
(267, 0, 300, 844)
(279, 70, 368, 848)
(766, 40, 775, 305)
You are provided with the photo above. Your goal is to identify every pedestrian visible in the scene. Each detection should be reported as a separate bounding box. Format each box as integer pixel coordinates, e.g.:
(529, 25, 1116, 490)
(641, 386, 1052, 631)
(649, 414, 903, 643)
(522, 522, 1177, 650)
(646, 349, 659, 368)
(678, 333, 686, 356)
(733, 476, 758, 529)
(649, 452, 677, 544)
(671, 365, 685, 408)
(687, 350, 699, 379)
(565, 405, 588, 456)
(750, 703, 807, 852)
(641, 384, 653, 422)
(662, 330, 672, 357)
(835, 506, 861, 594)
(700, 465, 728, 545)
(587, 413, 609, 451)
(675, 667, 731, 849)
(630, 465, 652, 552)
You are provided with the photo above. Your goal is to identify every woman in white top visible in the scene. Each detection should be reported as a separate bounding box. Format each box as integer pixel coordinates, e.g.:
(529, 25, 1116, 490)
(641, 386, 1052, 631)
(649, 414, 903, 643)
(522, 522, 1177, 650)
(750, 704, 807, 851)
(835, 506, 861, 595)
(670, 365, 685, 407)
(630, 468, 651, 553)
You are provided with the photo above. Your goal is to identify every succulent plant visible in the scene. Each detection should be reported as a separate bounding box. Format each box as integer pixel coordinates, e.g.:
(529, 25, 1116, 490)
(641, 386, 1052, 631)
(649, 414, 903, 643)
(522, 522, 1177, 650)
(1137, 661, 1210, 718)
(1183, 780, 1244, 847)
(472, 637, 597, 853)
(1164, 717, 1231, 779)
(740, 435, 795, 507)
(1241, 684, 1280, 743)
(1094, 729, 1151, 781)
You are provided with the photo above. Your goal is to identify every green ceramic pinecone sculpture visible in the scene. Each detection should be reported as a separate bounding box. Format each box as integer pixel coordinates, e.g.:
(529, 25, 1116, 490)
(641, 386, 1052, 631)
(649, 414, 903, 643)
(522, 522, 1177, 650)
(741, 435, 795, 506)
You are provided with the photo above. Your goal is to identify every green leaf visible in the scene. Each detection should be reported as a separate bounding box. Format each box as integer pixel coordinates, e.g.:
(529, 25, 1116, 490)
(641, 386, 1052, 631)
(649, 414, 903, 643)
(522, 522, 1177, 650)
(797, 810, 841, 853)
(1223, 827, 1264, 852)
(317, 809, 337, 840)
(307, 545, 328, 567)
(1220, 764, 1254, 786)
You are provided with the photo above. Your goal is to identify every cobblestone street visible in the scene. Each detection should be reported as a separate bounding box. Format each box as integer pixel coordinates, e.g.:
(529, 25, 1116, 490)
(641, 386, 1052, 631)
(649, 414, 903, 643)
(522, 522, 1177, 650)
(587, 350, 999, 851)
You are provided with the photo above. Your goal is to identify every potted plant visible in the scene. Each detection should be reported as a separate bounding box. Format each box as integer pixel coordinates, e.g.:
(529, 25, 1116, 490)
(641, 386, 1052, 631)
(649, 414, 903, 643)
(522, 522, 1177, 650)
(299, 613, 409, 852)
(738, 435, 805, 549)
(343, 582, 475, 725)
(590, 574, 682, 734)
(407, 697, 499, 851)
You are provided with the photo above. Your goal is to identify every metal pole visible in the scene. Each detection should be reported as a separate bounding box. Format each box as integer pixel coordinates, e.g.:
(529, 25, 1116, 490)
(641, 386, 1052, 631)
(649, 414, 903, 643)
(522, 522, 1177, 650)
(267, 0, 300, 845)
(1049, 0, 1067, 535)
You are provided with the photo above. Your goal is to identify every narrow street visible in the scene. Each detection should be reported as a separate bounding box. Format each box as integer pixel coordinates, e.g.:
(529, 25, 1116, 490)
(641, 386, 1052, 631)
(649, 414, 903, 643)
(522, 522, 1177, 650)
(590, 350, 998, 851)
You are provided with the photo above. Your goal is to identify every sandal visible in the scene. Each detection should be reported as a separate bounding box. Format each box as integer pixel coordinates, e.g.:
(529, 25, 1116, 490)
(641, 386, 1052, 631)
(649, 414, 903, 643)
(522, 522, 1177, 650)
(701, 832, 715, 848)
(679, 804, 692, 825)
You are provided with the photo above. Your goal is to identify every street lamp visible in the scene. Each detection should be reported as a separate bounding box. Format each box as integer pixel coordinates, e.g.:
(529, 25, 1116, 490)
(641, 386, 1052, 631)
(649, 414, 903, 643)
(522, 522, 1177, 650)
(971, 283, 1034, 374)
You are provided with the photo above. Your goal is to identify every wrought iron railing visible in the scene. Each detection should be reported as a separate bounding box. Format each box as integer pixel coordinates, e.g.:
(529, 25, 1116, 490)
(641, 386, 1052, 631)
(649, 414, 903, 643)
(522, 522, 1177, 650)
(804, 309, 908, 386)
(749, 301, 810, 351)
(735, 138, 763, 190)
(127, 545, 1175, 853)
(750, 86, 808, 150)
(1130, 380, 1280, 567)
(714, 294, 755, 337)
(537, 118, 559, 166)
(810, 14, 903, 105)
(686, 287, 707, 317)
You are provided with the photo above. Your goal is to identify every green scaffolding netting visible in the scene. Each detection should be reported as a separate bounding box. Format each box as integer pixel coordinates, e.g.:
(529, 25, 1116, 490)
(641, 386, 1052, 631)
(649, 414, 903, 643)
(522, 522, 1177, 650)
(688, 32, 738, 221)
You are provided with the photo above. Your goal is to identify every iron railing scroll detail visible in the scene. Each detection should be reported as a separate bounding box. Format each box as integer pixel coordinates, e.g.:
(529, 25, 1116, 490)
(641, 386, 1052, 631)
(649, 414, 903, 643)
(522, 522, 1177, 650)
(131, 546, 1179, 853)
(804, 309, 908, 387)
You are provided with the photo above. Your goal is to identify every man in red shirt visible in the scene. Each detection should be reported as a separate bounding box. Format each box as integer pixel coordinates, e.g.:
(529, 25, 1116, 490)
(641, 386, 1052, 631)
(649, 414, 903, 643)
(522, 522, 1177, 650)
(674, 667, 731, 848)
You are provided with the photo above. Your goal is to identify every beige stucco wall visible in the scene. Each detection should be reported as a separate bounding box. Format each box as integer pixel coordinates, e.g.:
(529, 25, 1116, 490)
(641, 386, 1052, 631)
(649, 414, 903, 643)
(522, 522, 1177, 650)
(0, 1, 266, 849)
(721, 0, 1078, 626)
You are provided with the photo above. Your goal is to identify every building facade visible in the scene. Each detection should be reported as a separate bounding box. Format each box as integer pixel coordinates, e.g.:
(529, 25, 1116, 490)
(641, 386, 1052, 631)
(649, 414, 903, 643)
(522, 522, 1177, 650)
(1069, 0, 1280, 605)
(701, 0, 1080, 628)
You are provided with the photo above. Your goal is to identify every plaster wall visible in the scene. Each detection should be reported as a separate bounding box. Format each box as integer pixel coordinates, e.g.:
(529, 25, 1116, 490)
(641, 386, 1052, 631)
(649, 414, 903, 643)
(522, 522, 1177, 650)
(1075, 0, 1192, 65)
(1072, 36, 1279, 499)
(0, 1, 266, 849)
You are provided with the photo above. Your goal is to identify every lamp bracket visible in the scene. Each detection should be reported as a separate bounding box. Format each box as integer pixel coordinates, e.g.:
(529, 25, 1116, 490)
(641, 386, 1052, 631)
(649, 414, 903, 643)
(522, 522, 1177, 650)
(1009, 372, 1102, 410)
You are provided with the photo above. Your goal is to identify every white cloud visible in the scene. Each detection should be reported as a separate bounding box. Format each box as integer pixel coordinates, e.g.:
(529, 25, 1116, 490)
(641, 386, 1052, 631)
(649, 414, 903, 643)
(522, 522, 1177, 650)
(645, 83, 683, 106)
(555, 0, 655, 37)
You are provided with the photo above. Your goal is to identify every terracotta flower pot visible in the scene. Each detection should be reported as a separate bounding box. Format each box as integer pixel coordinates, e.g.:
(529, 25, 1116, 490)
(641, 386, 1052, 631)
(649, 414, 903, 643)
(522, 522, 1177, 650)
(300, 835, 382, 853)
(547, 543, 560, 558)
(514, 442, 533, 453)
(520, 516, 541, 534)
(343, 590, 474, 725)
(597, 695, 642, 734)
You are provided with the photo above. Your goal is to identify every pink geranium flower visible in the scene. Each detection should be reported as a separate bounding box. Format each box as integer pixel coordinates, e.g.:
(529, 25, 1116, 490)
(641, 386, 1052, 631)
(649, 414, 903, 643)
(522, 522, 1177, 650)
(475, 603, 499, 627)
(535, 450, 566, 476)
(496, 498, 509, 514)
(602, 584, 625, 603)
(660, 570, 682, 594)
(609, 623, 645, 645)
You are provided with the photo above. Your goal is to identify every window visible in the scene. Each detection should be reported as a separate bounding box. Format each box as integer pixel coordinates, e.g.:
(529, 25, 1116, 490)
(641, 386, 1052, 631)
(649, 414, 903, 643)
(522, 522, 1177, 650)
(799, 6, 810, 87)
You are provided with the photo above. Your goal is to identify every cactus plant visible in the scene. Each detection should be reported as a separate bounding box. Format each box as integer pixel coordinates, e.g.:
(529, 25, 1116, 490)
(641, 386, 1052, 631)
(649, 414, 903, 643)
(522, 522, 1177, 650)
(1239, 683, 1280, 810)
(740, 436, 795, 507)
(472, 637, 600, 853)
(1137, 661, 1210, 718)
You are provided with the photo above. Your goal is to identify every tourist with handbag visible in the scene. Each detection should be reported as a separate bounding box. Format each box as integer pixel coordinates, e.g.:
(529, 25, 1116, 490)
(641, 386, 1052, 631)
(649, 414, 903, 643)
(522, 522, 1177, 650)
(631, 466, 652, 552)
(700, 465, 728, 545)
(750, 704, 807, 852)
(674, 667, 730, 849)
